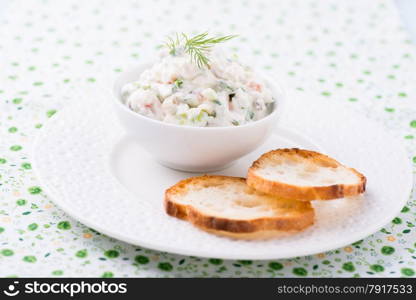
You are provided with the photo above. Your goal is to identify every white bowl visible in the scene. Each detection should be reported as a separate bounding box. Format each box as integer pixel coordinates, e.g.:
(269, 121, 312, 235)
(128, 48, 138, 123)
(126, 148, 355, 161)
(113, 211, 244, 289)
(113, 64, 286, 172)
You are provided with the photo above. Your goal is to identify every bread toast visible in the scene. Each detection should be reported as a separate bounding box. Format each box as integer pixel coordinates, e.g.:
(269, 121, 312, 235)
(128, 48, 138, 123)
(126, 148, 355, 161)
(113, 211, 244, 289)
(247, 148, 366, 201)
(165, 175, 315, 239)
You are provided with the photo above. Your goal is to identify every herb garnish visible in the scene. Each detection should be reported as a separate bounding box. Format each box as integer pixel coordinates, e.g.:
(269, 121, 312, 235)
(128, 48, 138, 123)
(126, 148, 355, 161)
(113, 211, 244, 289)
(165, 32, 237, 68)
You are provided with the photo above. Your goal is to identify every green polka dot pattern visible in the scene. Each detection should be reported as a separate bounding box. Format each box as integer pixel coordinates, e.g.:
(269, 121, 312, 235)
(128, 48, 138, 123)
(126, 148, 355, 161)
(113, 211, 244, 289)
(0, 0, 415, 277)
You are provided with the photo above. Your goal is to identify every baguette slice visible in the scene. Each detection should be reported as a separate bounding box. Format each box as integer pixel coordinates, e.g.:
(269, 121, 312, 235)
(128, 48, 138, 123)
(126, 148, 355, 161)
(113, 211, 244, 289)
(165, 175, 315, 239)
(247, 148, 366, 201)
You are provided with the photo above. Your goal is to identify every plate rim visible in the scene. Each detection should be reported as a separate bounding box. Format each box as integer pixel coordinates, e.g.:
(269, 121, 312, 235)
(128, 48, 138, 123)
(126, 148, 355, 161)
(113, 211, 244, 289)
(32, 100, 414, 260)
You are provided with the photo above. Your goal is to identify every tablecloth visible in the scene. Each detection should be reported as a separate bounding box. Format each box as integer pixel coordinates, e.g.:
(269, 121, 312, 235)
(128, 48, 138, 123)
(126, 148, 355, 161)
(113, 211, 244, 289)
(0, 0, 415, 277)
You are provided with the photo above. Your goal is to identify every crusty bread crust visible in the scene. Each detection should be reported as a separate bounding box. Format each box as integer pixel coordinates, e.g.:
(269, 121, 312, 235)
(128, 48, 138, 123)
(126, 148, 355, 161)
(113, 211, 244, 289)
(165, 175, 315, 239)
(202, 228, 301, 240)
(247, 148, 366, 201)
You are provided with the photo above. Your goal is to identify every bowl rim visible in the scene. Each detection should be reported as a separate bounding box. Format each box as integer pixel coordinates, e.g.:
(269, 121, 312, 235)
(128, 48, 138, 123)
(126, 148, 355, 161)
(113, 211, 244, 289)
(112, 63, 286, 131)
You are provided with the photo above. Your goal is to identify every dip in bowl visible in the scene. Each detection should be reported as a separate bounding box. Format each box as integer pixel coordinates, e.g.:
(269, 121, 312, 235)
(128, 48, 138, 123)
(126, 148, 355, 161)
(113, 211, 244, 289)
(113, 33, 285, 172)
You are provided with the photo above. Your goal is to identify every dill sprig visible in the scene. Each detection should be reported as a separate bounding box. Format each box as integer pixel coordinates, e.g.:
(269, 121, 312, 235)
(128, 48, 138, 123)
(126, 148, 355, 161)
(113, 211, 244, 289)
(164, 32, 237, 68)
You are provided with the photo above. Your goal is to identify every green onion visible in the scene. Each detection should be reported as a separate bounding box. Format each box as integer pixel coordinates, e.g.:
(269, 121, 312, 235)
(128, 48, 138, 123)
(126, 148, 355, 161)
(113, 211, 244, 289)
(195, 110, 207, 122)
(174, 79, 183, 88)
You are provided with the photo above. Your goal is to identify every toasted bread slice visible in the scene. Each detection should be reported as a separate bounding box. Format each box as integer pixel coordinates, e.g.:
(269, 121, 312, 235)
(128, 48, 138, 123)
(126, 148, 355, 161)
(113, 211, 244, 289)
(247, 148, 366, 201)
(165, 175, 315, 239)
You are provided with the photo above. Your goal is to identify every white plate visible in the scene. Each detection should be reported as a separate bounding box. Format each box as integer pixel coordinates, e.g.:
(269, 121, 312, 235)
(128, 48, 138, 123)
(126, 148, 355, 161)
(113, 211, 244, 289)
(33, 94, 413, 260)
